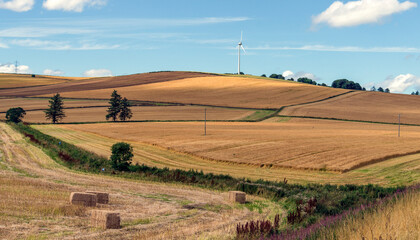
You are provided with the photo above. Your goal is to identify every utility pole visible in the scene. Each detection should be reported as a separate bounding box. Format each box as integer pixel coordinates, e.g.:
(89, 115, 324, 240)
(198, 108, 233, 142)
(204, 108, 207, 136)
(398, 114, 401, 137)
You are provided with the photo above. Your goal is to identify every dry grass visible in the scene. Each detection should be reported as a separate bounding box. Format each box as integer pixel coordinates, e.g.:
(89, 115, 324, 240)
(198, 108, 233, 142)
(0, 122, 277, 239)
(48, 76, 348, 109)
(1, 106, 253, 123)
(34, 121, 420, 186)
(317, 190, 420, 240)
(282, 91, 420, 125)
(48, 119, 420, 172)
(0, 98, 107, 113)
(0, 73, 88, 89)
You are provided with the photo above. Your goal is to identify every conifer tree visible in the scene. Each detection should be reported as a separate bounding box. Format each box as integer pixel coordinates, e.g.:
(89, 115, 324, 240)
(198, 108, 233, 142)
(45, 93, 65, 124)
(119, 97, 133, 121)
(106, 90, 122, 121)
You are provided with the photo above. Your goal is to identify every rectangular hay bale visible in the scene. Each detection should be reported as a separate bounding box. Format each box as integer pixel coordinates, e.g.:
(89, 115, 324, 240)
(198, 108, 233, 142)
(91, 210, 121, 229)
(86, 191, 109, 204)
(70, 192, 97, 207)
(229, 191, 246, 204)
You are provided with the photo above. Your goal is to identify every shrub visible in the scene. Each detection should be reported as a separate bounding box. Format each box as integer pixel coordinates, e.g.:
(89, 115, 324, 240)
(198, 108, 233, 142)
(110, 142, 133, 171)
(6, 107, 26, 123)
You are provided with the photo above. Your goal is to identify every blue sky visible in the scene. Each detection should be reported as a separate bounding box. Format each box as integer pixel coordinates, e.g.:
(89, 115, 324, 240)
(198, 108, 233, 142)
(1, 0, 420, 93)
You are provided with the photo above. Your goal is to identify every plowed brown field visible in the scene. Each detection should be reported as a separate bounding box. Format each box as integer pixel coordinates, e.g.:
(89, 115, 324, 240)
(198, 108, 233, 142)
(51, 76, 348, 109)
(0, 72, 214, 97)
(281, 91, 420, 125)
(3, 106, 253, 123)
(48, 119, 420, 172)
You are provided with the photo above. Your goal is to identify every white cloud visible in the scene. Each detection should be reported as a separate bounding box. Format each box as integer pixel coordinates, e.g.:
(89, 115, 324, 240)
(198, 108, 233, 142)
(250, 44, 420, 53)
(0, 63, 31, 73)
(43, 69, 64, 75)
(0, 41, 8, 48)
(282, 70, 318, 80)
(10, 39, 120, 50)
(0, 0, 34, 12)
(383, 74, 420, 93)
(313, 0, 417, 28)
(0, 27, 95, 38)
(43, 0, 106, 12)
(83, 69, 112, 77)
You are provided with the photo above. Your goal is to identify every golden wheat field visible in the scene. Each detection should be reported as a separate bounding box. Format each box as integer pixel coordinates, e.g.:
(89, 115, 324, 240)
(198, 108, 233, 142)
(48, 76, 349, 109)
(0, 122, 280, 240)
(0, 73, 88, 89)
(37, 118, 420, 172)
(4, 106, 253, 123)
(281, 91, 420, 125)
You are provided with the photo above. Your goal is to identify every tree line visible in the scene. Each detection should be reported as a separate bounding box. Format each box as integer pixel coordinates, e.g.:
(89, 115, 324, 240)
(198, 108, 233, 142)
(261, 73, 391, 92)
(5, 90, 133, 124)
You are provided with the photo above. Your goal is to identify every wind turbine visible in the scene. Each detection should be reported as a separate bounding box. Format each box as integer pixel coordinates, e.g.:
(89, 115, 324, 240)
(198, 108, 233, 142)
(237, 31, 246, 75)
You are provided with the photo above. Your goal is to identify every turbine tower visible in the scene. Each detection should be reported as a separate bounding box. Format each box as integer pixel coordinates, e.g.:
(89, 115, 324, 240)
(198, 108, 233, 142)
(237, 31, 246, 75)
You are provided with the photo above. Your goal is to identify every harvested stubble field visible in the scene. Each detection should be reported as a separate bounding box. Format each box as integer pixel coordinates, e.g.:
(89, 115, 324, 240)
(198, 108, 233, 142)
(10, 106, 253, 123)
(39, 76, 349, 109)
(0, 97, 108, 113)
(0, 71, 213, 97)
(34, 119, 420, 185)
(281, 91, 420, 125)
(0, 122, 278, 240)
(0, 73, 88, 89)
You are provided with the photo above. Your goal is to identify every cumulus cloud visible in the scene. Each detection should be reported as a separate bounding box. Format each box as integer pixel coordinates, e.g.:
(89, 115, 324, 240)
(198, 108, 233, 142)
(0, 63, 31, 73)
(83, 69, 112, 77)
(282, 70, 318, 80)
(43, 0, 106, 12)
(43, 69, 64, 76)
(313, 0, 417, 28)
(383, 74, 420, 93)
(0, 0, 34, 12)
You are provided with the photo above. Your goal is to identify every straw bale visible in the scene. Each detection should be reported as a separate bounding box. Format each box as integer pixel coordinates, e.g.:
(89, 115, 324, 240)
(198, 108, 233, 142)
(70, 192, 97, 207)
(91, 210, 121, 229)
(86, 191, 109, 204)
(229, 191, 246, 204)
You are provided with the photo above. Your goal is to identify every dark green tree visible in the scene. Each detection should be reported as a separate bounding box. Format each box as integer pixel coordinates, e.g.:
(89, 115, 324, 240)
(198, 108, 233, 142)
(297, 77, 317, 85)
(110, 142, 133, 171)
(331, 79, 362, 90)
(106, 90, 122, 122)
(45, 93, 65, 124)
(261, 74, 267, 77)
(384, 88, 390, 93)
(6, 107, 26, 123)
(371, 86, 376, 91)
(377, 87, 384, 92)
(119, 97, 133, 121)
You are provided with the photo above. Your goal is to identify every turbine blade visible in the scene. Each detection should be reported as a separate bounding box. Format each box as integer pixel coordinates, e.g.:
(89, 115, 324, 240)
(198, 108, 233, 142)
(241, 45, 246, 54)
(241, 31, 243, 41)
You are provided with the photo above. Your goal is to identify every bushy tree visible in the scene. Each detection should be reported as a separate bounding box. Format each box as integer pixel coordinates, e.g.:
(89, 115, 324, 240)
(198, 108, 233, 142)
(45, 93, 65, 124)
(106, 90, 122, 122)
(269, 74, 285, 80)
(110, 142, 133, 171)
(297, 77, 317, 85)
(385, 88, 390, 93)
(377, 87, 384, 92)
(261, 74, 267, 77)
(6, 107, 26, 123)
(331, 79, 362, 90)
(119, 97, 133, 121)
